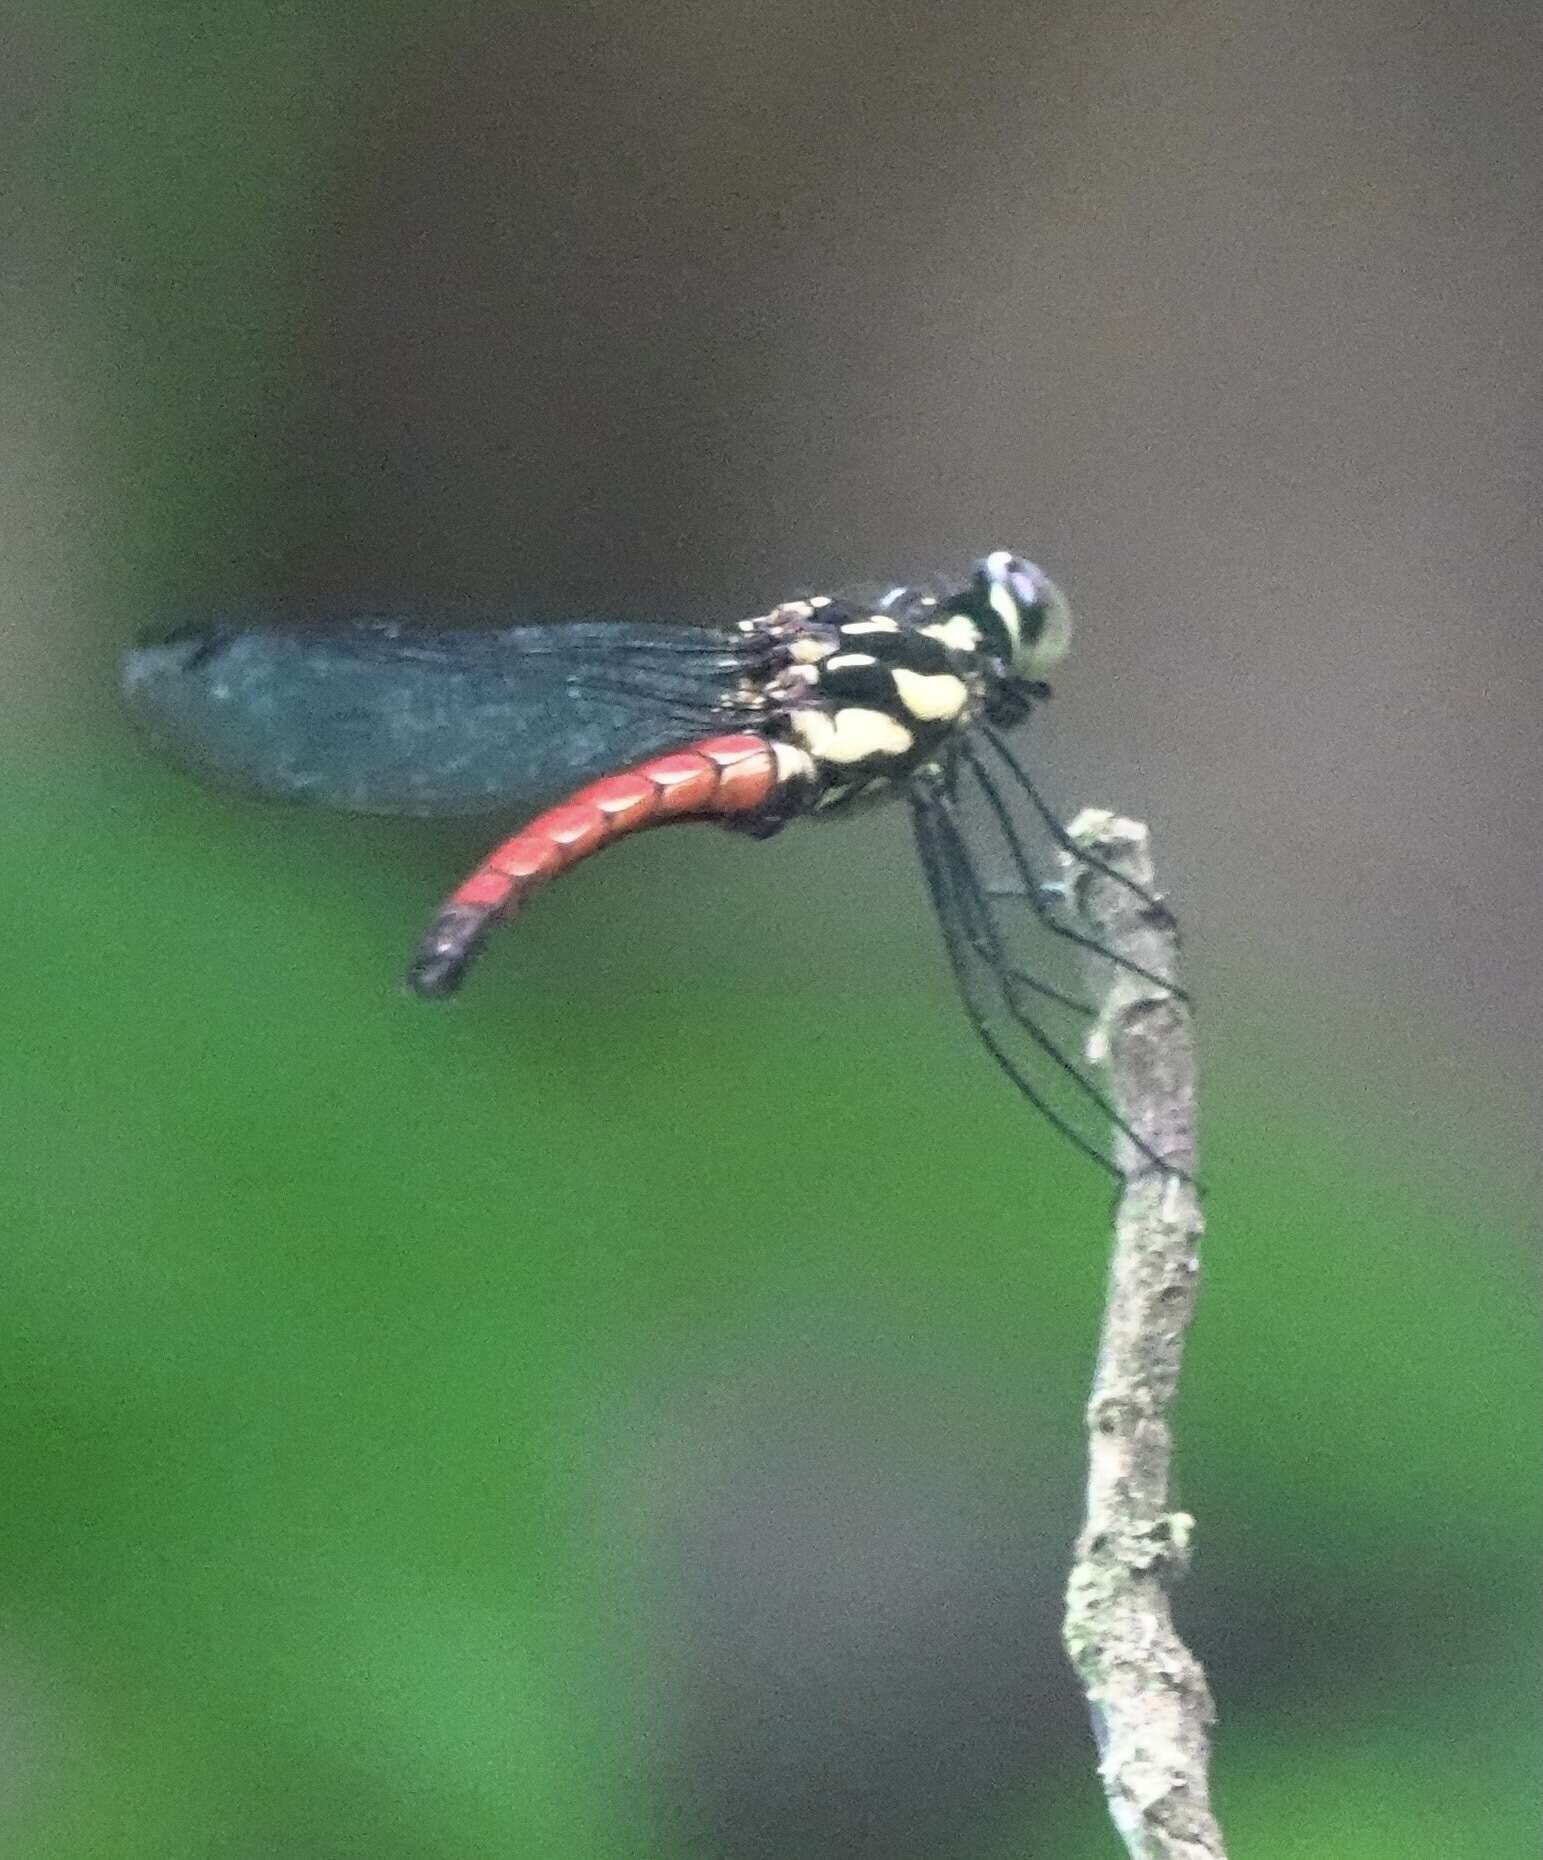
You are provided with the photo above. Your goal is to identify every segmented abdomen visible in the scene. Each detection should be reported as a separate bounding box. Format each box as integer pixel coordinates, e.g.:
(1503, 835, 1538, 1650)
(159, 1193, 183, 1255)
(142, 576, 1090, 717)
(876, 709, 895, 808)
(407, 733, 785, 997)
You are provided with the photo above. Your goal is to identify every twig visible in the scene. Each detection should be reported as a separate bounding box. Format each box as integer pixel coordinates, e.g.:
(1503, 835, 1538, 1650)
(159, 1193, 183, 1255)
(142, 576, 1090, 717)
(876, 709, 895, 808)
(1059, 809, 1226, 1860)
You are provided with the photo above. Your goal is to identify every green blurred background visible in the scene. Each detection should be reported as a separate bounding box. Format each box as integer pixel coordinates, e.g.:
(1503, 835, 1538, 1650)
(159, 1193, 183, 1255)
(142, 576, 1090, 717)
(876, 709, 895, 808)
(3, 3, 1537, 1855)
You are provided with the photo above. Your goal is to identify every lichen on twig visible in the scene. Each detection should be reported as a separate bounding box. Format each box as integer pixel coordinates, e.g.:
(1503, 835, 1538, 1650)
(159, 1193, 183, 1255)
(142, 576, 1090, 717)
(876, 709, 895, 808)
(1059, 809, 1226, 1860)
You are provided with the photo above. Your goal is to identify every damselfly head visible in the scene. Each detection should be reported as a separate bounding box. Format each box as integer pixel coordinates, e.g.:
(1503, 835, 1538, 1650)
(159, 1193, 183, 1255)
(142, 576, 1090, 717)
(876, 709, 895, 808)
(973, 550, 1073, 679)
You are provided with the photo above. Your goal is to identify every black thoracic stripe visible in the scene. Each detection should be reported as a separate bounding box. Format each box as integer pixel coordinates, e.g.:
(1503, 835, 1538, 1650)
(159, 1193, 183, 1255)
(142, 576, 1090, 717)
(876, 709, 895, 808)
(816, 653, 906, 709)
(835, 624, 960, 675)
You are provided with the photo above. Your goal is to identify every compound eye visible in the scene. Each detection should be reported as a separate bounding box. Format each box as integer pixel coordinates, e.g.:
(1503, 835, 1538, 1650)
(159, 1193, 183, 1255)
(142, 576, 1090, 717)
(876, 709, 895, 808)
(980, 550, 1074, 673)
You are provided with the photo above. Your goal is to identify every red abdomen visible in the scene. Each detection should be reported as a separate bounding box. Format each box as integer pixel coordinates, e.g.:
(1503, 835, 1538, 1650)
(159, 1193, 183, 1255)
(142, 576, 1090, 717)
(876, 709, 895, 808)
(407, 734, 782, 996)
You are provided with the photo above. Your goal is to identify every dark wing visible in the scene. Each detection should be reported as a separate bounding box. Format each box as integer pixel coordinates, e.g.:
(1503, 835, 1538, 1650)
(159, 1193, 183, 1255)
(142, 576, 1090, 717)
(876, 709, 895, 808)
(121, 615, 756, 817)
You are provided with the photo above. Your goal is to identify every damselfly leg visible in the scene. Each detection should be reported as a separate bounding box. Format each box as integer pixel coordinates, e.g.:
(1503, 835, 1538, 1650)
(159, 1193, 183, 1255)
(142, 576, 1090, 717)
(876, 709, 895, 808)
(959, 739, 1185, 1002)
(976, 728, 1188, 998)
(911, 770, 1178, 1179)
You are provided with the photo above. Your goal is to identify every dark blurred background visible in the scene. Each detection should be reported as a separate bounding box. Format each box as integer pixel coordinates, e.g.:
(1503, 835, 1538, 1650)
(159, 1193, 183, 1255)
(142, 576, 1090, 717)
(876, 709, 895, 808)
(3, 3, 1537, 1856)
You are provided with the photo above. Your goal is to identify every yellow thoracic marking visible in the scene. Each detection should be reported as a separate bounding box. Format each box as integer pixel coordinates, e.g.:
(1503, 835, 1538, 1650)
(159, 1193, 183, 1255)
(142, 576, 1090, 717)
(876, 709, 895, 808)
(825, 651, 878, 673)
(792, 706, 914, 765)
(840, 616, 902, 637)
(918, 613, 982, 655)
(790, 635, 838, 663)
(771, 740, 818, 787)
(891, 666, 970, 722)
(766, 663, 820, 700)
